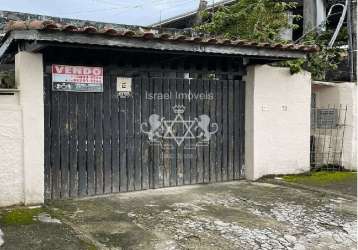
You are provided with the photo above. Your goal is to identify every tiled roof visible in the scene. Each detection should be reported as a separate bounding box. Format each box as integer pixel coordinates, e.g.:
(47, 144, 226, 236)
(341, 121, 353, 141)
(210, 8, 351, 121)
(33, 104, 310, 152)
(4, 20, 319, 53)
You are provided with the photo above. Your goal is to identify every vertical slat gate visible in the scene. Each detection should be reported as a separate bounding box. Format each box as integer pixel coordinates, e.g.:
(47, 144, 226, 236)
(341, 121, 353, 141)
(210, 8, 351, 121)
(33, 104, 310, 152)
(44, 72, 245, 200)
(141, 78, 150, 190)
(176, 78, 184, 186)
(189, 80, 197, 184)
(110, 78, 120, 193)
(87, 93, 96, 195)
(169, 78, 177, 186)
(163, 79, 171, 187)
(59, 92, 69, 198)
(196, 80, 204, 183)
(209, 80, 217, 183)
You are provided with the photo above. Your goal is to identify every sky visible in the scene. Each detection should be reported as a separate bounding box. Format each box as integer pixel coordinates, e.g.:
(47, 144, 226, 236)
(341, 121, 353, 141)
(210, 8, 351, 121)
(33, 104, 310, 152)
(0, 0, 221, 26)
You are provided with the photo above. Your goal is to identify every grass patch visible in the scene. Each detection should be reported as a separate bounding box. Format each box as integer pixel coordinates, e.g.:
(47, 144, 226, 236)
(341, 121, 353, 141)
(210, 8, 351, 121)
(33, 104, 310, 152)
(0, 207, 45, 225)
(283, 171, 357, 186)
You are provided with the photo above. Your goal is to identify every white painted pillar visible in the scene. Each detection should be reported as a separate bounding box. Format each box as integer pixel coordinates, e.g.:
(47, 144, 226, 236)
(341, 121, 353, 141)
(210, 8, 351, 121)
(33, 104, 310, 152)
(244, 65, 311, 180)
(15, 51, 44, 205)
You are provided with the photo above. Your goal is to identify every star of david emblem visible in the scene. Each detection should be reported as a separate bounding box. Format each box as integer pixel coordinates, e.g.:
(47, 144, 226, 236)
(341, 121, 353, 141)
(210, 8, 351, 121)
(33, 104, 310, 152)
(140, 105, 218, 148)
(162, 112, 196, 146)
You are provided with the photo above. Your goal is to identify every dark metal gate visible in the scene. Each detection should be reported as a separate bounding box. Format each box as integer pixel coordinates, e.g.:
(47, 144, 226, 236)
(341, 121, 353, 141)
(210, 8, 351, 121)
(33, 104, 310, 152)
(44, 70, 245, 199)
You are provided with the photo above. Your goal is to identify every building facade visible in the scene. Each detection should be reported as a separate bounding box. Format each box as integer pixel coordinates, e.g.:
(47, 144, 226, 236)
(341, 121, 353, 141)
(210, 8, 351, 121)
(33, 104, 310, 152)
(0, 20, 316, 206)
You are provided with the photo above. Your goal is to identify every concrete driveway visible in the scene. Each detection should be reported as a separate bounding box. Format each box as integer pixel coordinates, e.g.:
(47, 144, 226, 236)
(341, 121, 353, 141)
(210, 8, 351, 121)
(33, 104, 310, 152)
(49, 181, 357, 250)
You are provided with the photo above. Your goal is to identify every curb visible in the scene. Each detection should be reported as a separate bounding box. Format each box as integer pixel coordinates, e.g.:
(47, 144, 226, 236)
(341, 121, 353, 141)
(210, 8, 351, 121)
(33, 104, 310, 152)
(263, 179, 357, 201)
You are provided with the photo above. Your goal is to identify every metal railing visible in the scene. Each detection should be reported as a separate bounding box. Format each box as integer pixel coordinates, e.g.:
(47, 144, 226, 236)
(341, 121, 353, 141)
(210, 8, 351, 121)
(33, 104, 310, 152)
(310, 105, 348, 171)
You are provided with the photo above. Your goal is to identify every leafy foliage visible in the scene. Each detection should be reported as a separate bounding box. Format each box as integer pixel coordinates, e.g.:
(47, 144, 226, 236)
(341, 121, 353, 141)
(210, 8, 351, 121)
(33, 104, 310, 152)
(303, 47, 341, 81)
(281, 29, 346, 80)
(197, 0, 299, 42)
(196, 0, 346, 80)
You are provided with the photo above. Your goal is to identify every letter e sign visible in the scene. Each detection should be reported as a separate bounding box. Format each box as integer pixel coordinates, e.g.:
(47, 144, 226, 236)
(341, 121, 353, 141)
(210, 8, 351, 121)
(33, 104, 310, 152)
(117, 77, 132, 97)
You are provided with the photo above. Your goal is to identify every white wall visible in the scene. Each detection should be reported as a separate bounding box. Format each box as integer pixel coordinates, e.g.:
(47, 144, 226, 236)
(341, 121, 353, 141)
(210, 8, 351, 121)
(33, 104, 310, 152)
(312, 82, 358, 170)
(0, 94, 24, 207)
(16, 52, 44, 205)
(245, 65, 311, 180)
(0, 52, 44, 207)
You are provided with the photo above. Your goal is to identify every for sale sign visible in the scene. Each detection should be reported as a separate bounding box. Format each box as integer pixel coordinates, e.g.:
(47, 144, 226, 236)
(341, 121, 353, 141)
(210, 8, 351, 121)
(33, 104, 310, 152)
(52, 64, 103, 92)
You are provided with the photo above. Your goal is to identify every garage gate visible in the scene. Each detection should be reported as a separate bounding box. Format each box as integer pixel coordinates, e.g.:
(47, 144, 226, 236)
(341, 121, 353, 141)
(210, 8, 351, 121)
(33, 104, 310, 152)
(44, 61, 246, 199)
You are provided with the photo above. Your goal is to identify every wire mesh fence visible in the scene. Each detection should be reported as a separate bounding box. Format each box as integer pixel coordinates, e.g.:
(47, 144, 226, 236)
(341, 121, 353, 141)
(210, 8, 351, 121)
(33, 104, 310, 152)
(310, 105, 348, 171)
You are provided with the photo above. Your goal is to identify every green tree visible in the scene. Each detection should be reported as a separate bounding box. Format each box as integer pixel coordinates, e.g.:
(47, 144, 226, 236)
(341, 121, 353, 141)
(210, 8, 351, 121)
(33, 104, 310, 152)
(197, 0, 299, 42)
(197, 0, 345, 80)
(281, 30, 344, 80)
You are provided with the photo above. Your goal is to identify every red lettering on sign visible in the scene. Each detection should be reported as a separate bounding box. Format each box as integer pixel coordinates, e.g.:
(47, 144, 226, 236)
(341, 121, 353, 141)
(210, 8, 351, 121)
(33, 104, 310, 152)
(92, 68, 101, 76)
(72, 67, 83, 75)
(53, 65, 65, 74)
(65, 67, 72, 74)
(52, 64, 103, 87)
(52, 64, 103, 76)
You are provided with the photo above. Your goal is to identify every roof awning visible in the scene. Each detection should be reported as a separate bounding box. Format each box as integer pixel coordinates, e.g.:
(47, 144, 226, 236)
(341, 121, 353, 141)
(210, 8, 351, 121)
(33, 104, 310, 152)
(0, 20, 319, 63)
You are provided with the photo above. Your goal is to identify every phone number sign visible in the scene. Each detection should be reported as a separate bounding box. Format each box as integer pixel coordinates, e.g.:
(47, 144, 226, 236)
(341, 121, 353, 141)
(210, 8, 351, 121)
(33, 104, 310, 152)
(52, 64, 103, 92)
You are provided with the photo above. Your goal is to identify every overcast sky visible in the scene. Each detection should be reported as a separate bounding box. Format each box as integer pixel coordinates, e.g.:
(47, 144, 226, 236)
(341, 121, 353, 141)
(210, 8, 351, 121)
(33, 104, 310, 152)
(0, 0, 221, 26)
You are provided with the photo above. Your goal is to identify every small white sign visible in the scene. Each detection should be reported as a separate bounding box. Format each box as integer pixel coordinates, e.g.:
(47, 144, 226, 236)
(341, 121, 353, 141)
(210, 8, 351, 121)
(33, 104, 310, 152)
(117, 77, 132, 97)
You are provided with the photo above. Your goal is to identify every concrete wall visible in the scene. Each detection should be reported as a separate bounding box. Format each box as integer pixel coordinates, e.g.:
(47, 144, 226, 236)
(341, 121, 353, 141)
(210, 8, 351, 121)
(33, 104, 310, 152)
(0, 93, 23, 207)
(0, 51, 44, 207)
(312, 82, 358, 170)
(16, 52, 44, 205)
(245, 65, 311, 180)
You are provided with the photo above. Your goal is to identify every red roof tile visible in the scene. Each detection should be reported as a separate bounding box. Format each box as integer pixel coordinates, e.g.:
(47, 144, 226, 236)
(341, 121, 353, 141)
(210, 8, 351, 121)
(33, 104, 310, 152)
(4, 20, 320, 53)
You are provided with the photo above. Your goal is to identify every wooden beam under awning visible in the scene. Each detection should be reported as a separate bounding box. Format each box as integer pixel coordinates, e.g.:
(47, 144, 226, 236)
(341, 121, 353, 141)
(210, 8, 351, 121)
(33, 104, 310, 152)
(0, 30, 307, 63)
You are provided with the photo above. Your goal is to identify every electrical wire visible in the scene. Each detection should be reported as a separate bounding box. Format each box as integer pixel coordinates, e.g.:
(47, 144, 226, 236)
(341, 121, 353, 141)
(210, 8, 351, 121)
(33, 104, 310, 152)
(294, 11, 345, 43)
(58, 0, 195, 16)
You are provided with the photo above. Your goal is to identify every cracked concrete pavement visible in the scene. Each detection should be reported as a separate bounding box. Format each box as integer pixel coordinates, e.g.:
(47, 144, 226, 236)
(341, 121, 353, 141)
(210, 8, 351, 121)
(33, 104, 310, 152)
(48, 181, 357, 250)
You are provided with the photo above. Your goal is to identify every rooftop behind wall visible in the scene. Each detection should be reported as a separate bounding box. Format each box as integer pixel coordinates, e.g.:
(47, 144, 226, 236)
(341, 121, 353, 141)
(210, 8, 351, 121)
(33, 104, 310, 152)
(0, 10, 149, 36)
(0, 10, 203, 38)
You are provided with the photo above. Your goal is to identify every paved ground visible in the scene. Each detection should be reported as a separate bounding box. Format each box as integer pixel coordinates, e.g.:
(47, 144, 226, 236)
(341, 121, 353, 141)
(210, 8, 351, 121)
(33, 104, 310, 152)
(41, 181, 357, 250)
(0, 181, 356, 250)
(0, 207, 95, 249)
